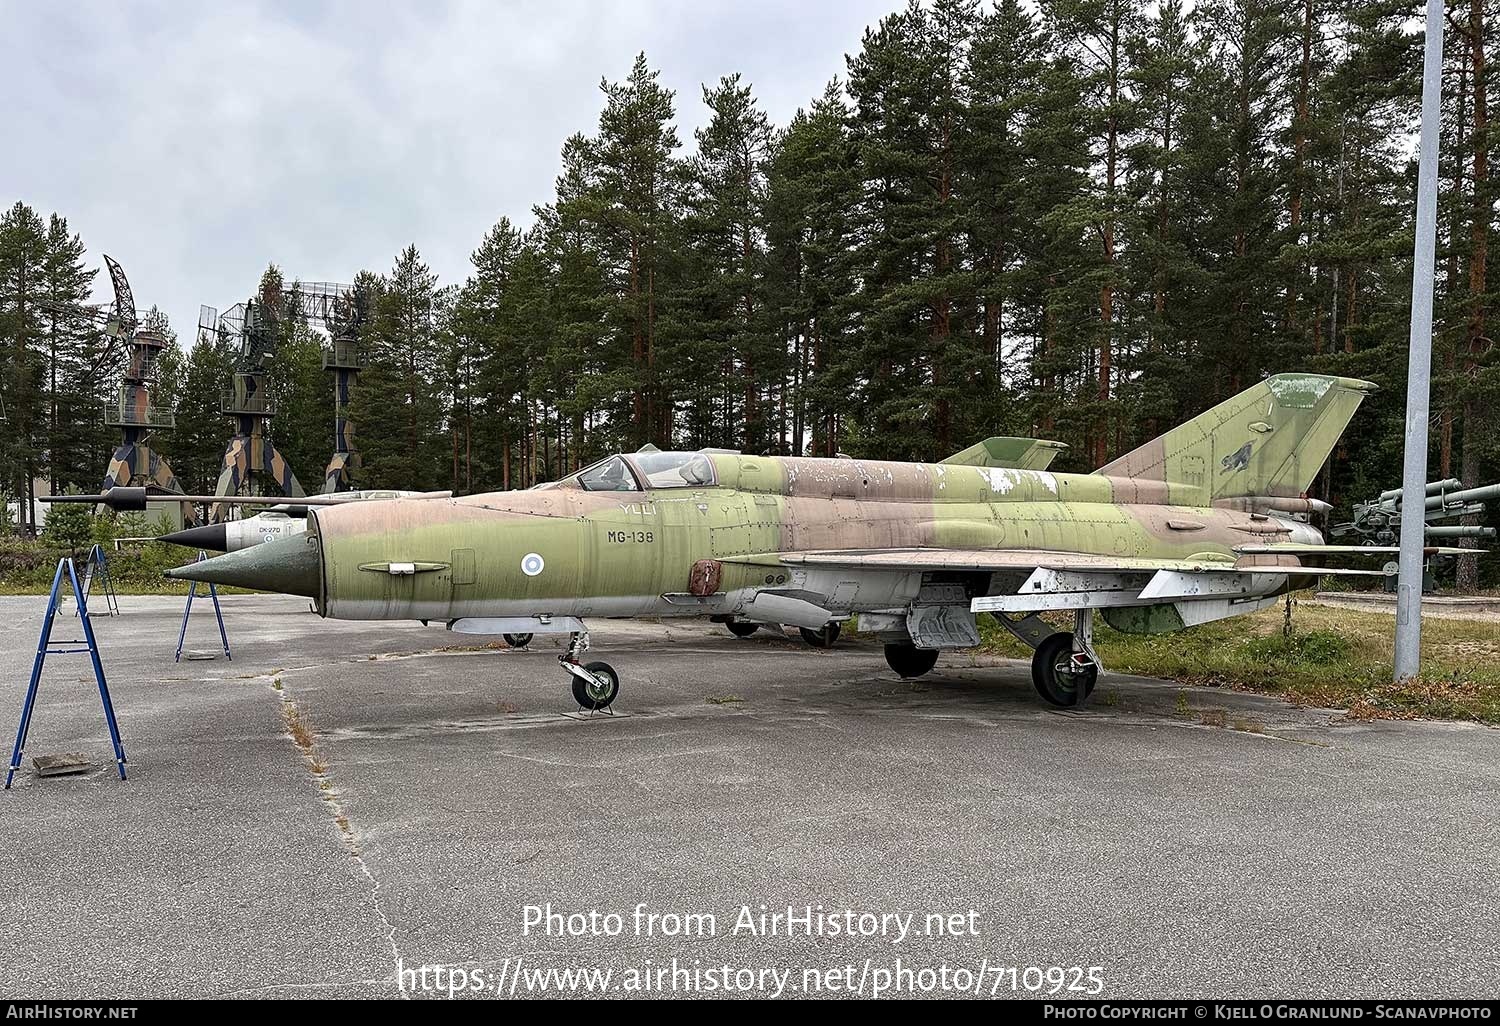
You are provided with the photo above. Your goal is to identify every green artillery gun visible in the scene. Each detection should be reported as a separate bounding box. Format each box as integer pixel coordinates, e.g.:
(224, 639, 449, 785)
(1331, 479, 1500, 546)
(1330, 479, 1498, 592)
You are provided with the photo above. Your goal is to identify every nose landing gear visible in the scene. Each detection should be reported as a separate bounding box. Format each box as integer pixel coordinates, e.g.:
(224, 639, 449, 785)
(560, 630, 619, 711)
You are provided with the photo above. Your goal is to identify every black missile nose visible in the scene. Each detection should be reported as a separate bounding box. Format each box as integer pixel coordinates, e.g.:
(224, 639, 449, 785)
(164, 533, 321, 598)
(160, 522, 229, 552)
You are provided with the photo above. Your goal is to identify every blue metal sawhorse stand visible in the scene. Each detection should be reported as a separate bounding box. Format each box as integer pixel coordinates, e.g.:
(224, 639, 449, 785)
(6, 557, 128, 788)
(174, 550, 231, 663)
(76, 543, 119, 618)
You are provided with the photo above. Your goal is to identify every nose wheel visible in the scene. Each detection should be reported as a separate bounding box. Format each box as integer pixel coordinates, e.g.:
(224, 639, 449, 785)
(560, 630, 619, 711)
(570, 662, 619, 710)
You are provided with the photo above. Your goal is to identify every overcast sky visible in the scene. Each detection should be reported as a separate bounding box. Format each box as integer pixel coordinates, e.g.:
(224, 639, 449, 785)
(8, 0, 897, 342)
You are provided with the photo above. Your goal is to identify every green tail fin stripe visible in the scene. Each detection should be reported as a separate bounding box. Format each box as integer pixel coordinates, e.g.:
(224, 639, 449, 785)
(1095, 374, 1377, 502)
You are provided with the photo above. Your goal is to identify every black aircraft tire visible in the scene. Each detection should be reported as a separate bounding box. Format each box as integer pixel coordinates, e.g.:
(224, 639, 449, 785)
(1031, 632, 1097, 707)
(726, 619, 760, 638)
(503, 633, 534, 648)
(884, 643, 939, 679)
(571, 661, 619, 710)
(799, 623, 842, 648)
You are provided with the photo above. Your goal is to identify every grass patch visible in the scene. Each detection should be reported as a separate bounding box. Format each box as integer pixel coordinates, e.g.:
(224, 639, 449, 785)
(281, 700, 316, 751)
(978, 601, 1500, 724)
(0, 536, 267, 595)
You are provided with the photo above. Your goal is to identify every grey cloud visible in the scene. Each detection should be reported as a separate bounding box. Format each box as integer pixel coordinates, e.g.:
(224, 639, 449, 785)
(7, 0, 894, 338)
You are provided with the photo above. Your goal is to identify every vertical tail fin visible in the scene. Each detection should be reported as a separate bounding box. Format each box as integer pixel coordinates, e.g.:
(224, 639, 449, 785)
(1095, 374, 1377, 502)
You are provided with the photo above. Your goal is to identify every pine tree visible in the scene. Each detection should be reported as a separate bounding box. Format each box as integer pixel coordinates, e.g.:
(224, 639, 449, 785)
(1121, 0, 1204, 439)
(963, 0, 1046, 423)
(844, 1, 981, 460)
(0, 201, 49, 533)
(348, 246, 444, 489)
(40, 213, 104, 492)
(266, 309, 334, 491)
(764, 83, 859, 456)
(1041, 0, 1143, 464)
(680, 74, 774, 451)
(1018, 33, 1095, 456)
(172, 326, 234, 496)
(590, 53, 685, 446)
(453, 218, 525, 489)
(1188, 0, 1293, 396)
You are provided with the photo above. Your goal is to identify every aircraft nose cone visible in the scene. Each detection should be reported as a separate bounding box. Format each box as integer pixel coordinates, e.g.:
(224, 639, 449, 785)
(160, 522, 229, 552)
(164, 533, 321, 598)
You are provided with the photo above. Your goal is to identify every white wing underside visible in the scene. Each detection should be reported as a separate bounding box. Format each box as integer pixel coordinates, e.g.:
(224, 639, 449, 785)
(724, 547, 1387, 619)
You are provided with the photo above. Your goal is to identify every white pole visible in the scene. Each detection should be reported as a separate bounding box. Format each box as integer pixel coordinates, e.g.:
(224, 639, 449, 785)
(1394, 0, 1445, 680)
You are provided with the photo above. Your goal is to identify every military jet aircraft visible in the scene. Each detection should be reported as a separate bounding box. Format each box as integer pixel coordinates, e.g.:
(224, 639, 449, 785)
(60, 374, 1437, 712)
(160, 490, 432, 553)
(719, 434, 1072, 647)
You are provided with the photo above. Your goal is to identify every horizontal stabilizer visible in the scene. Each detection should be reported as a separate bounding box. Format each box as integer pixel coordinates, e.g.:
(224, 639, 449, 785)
(1236, 543, 1478, 557)
(940, 436, 1068, 471)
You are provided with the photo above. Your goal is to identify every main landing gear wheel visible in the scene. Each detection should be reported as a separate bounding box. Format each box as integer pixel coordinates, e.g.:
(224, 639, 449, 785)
(799, 622, 841, 648)
(884, 642, 939, 679)
(571, 661, 619, 710)
(1031, 631, 1098, 708)
(560, 629, 618, 711)
(502, 633, 533, 648)
(725, 619, 760, 638)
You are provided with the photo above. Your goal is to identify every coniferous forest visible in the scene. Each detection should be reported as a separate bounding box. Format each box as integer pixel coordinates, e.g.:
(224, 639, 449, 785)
(3, 0, 1499, 581)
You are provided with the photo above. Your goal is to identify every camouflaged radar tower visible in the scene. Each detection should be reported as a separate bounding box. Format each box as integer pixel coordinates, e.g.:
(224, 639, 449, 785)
(97, 256, 194, 528)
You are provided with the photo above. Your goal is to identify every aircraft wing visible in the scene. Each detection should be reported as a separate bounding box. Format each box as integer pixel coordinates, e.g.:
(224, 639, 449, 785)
(731, 548, 1236, 573)
(722, 547, 1390, 625)
(726, 547, 1393, 576)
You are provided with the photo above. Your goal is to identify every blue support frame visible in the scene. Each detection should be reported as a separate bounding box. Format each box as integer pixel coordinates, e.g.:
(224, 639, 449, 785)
(76, 544, 119, 618)
(6, 557, 127, 788)
(174, 550, 231, 663)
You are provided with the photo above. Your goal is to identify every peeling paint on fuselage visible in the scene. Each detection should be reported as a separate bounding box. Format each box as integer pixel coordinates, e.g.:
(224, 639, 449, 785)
(305, 453, 1294, 622)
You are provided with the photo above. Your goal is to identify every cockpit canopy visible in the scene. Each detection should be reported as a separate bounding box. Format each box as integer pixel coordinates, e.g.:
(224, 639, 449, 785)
(552, 451, 718, 492)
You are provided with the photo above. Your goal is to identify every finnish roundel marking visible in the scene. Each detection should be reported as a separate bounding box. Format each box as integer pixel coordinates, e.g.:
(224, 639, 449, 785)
(521, 552, 545, 577)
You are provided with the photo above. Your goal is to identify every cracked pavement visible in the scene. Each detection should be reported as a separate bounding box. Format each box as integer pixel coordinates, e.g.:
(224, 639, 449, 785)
(0, 594, 1495, 998)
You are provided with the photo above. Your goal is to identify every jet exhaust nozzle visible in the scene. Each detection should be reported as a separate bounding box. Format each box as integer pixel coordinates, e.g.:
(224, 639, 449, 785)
(164, 533, 321, 599)
(160, 523, 229, 552)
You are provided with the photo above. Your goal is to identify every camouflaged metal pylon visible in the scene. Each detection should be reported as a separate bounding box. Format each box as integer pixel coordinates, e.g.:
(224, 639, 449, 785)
(323, 449, 361, 494)
(101, 441, 195, 526)
(211, 435, 306, 522)
(100, 327, 195, 526)
(322, 334, 362, 494)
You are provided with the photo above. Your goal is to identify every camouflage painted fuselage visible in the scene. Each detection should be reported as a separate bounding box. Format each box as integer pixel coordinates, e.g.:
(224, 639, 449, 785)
(304, 455, 1309, 623)
(162, 373, 1375, 650)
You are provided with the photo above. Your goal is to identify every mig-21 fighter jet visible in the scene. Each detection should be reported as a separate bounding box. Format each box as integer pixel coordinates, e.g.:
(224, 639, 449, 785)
(61, 374, 1431, 712)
